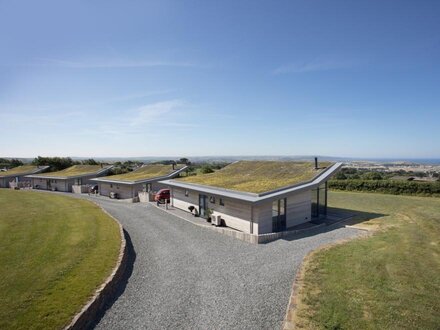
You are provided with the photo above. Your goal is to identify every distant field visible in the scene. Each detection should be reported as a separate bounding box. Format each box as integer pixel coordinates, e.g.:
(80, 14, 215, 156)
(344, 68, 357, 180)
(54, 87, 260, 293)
(294, 191, 440, 329)
(0, 190, 121, 330)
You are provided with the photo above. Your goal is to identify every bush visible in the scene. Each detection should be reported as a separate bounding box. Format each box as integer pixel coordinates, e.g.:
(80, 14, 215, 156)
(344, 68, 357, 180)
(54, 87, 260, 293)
(200, 165, 214, 174)
(329, 179, 440, 197)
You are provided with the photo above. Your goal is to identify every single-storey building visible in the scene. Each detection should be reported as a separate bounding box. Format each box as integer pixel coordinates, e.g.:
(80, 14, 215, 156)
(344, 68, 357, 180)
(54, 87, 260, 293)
(160, 160, 342, 236)
(0, 165, 50, 188)
(91, 164, 187, 201)
(26, 165, 113, 193)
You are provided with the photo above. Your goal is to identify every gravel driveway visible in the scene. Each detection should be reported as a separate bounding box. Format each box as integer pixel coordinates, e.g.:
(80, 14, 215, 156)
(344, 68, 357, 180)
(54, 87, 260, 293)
(86, 197, 363, 329)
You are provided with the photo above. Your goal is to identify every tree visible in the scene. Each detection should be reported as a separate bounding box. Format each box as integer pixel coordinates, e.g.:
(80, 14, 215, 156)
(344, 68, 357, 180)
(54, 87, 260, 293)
(32, 156, 78, 171)
(81, 159, 99, 165)
(200, 165, 214, 174)
(179, 158, 190, 165)
(335, 172, 347, 180)
(362, 172, 383, 180)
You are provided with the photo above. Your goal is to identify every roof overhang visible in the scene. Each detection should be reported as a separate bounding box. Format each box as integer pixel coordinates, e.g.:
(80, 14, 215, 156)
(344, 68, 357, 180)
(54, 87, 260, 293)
(25, 166, 114, 180)
(90, 166, 188, 185)
(160, 162, 343, 204)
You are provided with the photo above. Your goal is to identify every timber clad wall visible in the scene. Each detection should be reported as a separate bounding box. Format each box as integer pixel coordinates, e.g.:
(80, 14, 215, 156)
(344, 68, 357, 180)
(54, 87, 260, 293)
(0, 175, 33, 188)
(253, 190, 311, 234)
(171, 187, 253, 233)
(171, 187, 313, 235)
(31, 173, 106, 192)
(99, 182, 166, 200)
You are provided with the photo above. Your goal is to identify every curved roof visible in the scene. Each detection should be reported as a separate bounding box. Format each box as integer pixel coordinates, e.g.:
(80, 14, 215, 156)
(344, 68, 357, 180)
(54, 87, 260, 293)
(0, 165, 49, 178)
(26, 165, 112, 179)
(178, 161, 332, 194)
(92, 164, 187, 184)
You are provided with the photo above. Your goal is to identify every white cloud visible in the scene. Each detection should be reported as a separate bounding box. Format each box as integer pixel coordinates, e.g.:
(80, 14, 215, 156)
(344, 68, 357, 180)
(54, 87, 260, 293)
(130, 100, 185, 126)
(273, 58, 358, 74)
(38, 58, 197, 69)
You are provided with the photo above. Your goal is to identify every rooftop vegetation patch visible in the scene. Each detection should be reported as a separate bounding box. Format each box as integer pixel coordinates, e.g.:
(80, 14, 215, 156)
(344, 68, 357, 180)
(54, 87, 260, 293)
(179, 161, 332, 193)
(31, 165, 108, 178)
(99, 164, 182, 182)
(0, 165, 42, 177)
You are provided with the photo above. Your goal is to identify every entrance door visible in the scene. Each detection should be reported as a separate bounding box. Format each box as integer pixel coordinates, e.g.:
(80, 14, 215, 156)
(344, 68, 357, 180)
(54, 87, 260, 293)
(47, 179, 51, 190)
(272, 198, 287, 232)
(199, 194, 207, 218)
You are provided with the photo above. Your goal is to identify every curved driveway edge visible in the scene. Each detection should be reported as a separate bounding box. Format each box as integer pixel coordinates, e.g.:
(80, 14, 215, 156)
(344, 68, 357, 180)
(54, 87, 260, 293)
(64, 205, 128, 330)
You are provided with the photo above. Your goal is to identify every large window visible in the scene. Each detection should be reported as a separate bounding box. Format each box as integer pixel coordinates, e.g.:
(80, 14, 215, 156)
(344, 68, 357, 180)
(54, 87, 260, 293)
(272, 198, 287, 232)
(312, 182, 328, 218)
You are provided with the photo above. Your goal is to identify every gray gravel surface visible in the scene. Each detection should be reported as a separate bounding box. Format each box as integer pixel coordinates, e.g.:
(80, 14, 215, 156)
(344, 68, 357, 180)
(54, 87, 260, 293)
(83, 197, 364, 330)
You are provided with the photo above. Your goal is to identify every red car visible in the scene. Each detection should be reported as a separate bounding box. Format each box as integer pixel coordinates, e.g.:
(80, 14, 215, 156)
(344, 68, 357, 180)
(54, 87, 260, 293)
(155, 189, 170, 203)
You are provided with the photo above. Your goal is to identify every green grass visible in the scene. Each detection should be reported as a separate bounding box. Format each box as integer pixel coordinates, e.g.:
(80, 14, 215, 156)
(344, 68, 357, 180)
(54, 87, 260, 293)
(179, 161, 332, 194)
(0, 190, 121, 330)
(0, 165, 42, 177)
(294, 191, 440, 330)
(31, 165, 108, 178)
(100, 164, 182, 182)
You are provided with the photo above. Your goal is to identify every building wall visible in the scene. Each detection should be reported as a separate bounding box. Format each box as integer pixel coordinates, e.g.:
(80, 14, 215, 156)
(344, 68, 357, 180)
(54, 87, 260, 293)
(171, 187, 253, 233)
(0, 175, 33, 188)
(98, 181, 167, 200)
(254, 190, 311, 234)
(99, 182, 134, 199)
(170, 186, 313, 235)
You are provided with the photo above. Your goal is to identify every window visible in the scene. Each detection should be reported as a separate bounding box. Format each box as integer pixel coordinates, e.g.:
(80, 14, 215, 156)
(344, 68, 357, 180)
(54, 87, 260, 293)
(209, 196, 215, 204)
(185, 190, 189, 197)
(272, 198, 287, 232)
(219, 198, 224, 206)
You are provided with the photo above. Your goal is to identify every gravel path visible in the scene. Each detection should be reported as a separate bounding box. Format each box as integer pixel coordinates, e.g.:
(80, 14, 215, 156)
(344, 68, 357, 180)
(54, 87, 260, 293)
(85, 197, 363, 330)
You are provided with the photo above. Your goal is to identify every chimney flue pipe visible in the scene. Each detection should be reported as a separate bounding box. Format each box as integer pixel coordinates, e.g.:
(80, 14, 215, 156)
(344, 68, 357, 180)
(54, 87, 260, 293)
(314, 157, 318, 169)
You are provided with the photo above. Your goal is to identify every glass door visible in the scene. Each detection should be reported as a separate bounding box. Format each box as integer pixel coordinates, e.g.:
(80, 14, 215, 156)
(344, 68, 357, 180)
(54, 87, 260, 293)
(272, 198, 287, 232)
(199, 194, 207, 218)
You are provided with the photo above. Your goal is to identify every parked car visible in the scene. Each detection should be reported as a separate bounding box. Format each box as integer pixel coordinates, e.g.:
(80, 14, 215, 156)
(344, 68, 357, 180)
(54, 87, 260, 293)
(155, 189, 170, 204)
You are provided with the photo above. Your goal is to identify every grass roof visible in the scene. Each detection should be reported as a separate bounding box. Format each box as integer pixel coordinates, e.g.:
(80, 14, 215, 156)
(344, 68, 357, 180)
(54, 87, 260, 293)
(178, 161, 332, 194)
(32, 165, 108, 178)
(0, 165, 43, 177)
(99, 164, 182, 182)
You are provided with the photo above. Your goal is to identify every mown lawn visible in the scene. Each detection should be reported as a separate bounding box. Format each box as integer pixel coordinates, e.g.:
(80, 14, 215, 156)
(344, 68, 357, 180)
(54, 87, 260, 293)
(294, 191, 440, 330)
(0, 190, 121, 330)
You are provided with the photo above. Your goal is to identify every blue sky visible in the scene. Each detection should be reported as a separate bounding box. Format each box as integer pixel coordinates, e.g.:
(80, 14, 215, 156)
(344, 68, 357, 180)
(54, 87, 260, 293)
(1, 0, 439, 158)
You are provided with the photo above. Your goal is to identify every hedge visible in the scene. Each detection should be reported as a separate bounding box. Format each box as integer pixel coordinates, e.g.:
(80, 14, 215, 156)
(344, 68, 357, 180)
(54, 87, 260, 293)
(328, 179, 440, 197)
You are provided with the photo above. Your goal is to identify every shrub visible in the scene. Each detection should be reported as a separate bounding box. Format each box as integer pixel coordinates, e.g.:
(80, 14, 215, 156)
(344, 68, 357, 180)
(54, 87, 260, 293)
(329, 179, 440, 197)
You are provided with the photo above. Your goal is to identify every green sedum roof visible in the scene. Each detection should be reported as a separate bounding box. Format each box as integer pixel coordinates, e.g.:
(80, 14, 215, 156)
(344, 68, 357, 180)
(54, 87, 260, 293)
(0, 165, 43, 177)
(178, 161, 332, 194)
(98, 164, 182, 182)
(31, 165, 108, 178)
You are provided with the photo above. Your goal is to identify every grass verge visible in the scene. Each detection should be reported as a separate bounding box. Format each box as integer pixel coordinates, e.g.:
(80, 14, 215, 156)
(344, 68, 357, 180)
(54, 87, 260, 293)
(293, 191, 440, 330)
(0, 190, 121, 330)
